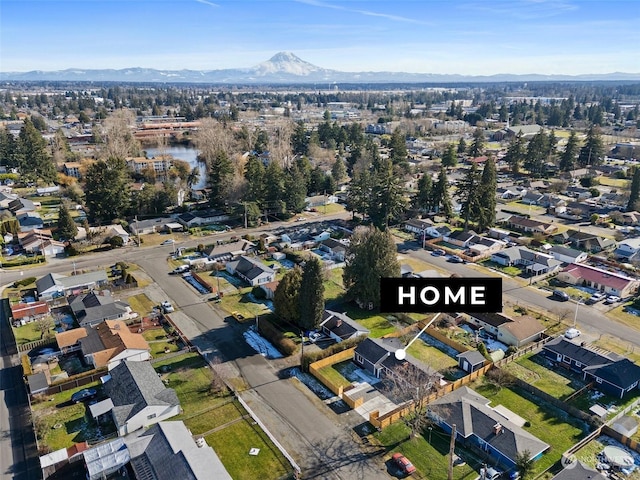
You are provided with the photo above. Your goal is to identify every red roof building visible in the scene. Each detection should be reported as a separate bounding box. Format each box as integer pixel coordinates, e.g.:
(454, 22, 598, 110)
(558, 263, 639, 297)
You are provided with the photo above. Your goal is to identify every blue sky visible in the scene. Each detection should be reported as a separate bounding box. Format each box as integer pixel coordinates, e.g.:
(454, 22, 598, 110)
(1, 0, 638, 75)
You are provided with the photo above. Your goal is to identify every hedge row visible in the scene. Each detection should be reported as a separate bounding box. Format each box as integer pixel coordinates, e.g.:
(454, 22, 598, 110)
(257, 319, 297, 356)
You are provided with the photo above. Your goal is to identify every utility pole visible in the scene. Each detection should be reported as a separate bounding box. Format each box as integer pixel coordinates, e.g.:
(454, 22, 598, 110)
(448, 424, 456, 480)
(244, 202, 248, 229)
(135, 215, 140, 247)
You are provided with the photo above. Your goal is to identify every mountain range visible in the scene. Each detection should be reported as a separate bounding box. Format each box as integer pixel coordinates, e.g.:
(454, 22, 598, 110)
(1, 52, 638, 84)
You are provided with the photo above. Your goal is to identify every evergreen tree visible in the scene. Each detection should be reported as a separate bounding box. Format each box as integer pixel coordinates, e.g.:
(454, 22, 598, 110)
(0, 128, 19, 168)
(343, 226, 400, 308)
(389, 129, 408, 169)
(299, 258, 325, 331)
(560, 131, 580, 172)
(578, 126, 605, 167)
(477, 158, 497, 231)
(291, 121, 309, 156)
(273, 267, 302, 324)
(84, 157, 131, 223)
(504, 131, 526, 174)
(524, 131, 549, 177)
(457, 137, 467, 155)
(284, 165, 307, 214)
(244, 156, 266, 206)
(331, 157, 347, 184)
(457, 163, 482, 230)
(17, 118, 56, 184)
(369, 158, 406, 230)
(208, 151, 234, 208)
(432, 167, 452, 218)
(627, 167, 640, 212)
(413, 173, 433, 213)
(467, 128, 485, 158)
(441, 143, 457, 168)
(346, 168, 373, 219)
(263, 161, 287, 218)
(56, 203, 78, 240)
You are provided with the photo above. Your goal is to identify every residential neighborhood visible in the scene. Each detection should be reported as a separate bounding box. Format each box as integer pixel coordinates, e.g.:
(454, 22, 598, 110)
(2, 21, 640, 480)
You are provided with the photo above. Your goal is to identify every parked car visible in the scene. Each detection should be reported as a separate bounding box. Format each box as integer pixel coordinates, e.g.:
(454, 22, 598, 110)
(605, 295, 621, 304)
(170, 265, 189, 275)
(309, 332, 327, 343)
(552, 290, 570, 301)
(71, 388, 97, 403)
(392, 453, 416, 475)
(480, 466, 503, 480)
(587, 292, 606, 304)
(161, 239, 174, 246)
(564, 328, 581, 339)
(448, 255, 464, 263)
(161, 301, 174, 313)
(231, 311, 245, 321)
(431, 249, 446, 256)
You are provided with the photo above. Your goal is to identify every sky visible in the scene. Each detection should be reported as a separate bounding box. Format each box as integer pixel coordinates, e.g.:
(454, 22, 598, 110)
(1, 0, 639, 75)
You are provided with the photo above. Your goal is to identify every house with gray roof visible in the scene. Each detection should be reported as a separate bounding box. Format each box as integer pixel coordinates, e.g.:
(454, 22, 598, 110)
(428, 386, 549, 471)
(491, 246, 562, 275)
(105, 360, 181, 436)
(36, 270, 109, 300)
(548, 245, 589, 264)
(226, 255, 275, 286)
(354, 337, 442, 382)
(550, 462, 606, 480)
(126, 421, 232, 480)
(69, 291, 133, 328)
(319, 238, 347, 261)
(319, 310, 369, 342)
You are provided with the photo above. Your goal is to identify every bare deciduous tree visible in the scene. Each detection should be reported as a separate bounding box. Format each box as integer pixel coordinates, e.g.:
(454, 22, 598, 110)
(194, 117, 236, 168)
(269, 119, 293, 167)
(34, 316, 54, 339)
(100, 109, 141, 159)
(382, 360, 441, 438)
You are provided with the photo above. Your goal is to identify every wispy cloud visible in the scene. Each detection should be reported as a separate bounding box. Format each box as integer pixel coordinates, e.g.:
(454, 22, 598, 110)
(295, 0, 433, 26)
(195, 0, 219, 8)
(459, 0, 577, 20)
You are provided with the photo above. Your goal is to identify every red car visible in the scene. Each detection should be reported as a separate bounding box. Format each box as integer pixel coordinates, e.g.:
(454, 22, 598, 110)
(392, 453, 416, 475)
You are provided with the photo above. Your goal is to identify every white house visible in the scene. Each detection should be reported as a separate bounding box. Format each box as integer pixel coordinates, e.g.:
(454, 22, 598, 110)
(90, 224, 130, 245)
(548, 245, 589, 264)
(615, 238, 640, 260)
(104, 360, 181, 436)
(226, 256, 276, 286)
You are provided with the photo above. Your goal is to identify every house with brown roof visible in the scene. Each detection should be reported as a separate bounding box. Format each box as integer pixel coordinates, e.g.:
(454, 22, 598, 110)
(57, 320, 150, 369)
(557, 263, 640, 297)
(467, 312, 545, 347)
(507, 216, 558, 235)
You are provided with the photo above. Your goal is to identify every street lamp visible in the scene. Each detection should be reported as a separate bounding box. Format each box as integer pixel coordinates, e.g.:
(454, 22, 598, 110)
(428, 426, 433, 444)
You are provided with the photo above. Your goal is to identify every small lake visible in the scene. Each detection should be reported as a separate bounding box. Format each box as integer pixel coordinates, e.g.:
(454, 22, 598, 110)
(144, 145, 207, 189)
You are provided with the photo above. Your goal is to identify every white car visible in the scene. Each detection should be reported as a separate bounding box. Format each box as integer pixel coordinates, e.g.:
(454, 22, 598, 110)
(605, 295, 621, 304)
(161, 301, 174, 313)
(564, 328, 581, 339)
(480, 466, 503, 480)
(161, 239, 175, 246)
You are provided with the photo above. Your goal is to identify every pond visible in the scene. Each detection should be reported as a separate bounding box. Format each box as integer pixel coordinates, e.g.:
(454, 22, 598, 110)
(145, 145, 207, 189)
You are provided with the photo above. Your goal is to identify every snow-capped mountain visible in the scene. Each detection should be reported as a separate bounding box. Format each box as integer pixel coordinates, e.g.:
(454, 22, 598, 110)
(1, 52, 638, 83)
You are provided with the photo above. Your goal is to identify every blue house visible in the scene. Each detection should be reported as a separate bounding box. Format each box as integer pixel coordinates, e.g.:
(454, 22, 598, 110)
(428, 387, 549, 471)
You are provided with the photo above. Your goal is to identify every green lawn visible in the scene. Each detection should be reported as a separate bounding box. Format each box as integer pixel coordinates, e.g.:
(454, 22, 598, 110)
(154, 352, 219, 416)
(375, 422, 478, 479)
(324, 267, 345, 302)
(339, 304, 397, 338)
(13, 320, 56, 345)
(406, 340, 458, 370)
(317, 361, 352, 389)
(472, 378, 588, 474)
(183, 399, 245, 435)
(31, 382, 110, 452)
(205, 418, 291, 480)
(504, 352, 579, 400)
(219, 289, 270, 321)
(126, 293, 157, 316)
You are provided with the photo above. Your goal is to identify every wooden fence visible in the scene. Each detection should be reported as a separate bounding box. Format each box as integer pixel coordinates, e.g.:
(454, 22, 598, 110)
(191, 272, 214, 293)
(42, 368, 108, 396)
(308, 347, 355, 397)
(18, 337, 57, 353)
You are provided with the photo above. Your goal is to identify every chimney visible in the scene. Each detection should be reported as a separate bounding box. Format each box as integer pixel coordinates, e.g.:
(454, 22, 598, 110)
(336, 319, 342, 328)
(493, 423, 503, 435)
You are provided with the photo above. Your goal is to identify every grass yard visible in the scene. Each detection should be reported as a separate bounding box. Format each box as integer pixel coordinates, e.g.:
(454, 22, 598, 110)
(324, 267, 345, 302)
(182, 399, 245, 435)
(339, 303, 397, 338)
(605, 304, 640, 336)
(205, 417, 291, 480)
(374, 422, 478, 479)
(504, 352, 578, 399)
(590, 332, 640, 364)
(13, 320, 56, 345)
(317, 361, 353, 389)
(31, 382, 111, 452)
(397, 254, 449, 277)
(143, 328, 181, 357)
(505, 201, 547, 216)
(472, 378, 588, 474)
(153, 352, 218, 416)
(126, 293, 157, 316)
(319, 202, 345, 215)
(219, 289, 271, 321)
(406, 340, 458, 370)
(599, 177, 630, 188)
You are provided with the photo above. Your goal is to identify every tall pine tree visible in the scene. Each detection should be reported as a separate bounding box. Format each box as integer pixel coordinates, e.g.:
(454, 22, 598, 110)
(441, 143, 457, 168)
(560, 131, 580, 172)
(299, 258, 325, 331)
(458, 163, 482, 230)
(18, 118, 56, 184)
(627, 167, 640, 212)
(208, 151, 234, 209)
(56, 203, 78, 240)
(274, 267, 302, 324)
(477, 158, 497, 231)
(578, 126, 605, 167)
(432, 167, 452, 218)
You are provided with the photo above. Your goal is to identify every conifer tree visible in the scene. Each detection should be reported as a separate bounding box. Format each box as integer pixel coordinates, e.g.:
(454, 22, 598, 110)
(299, 258, 325, 331)
(56, 203, 78, 240)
